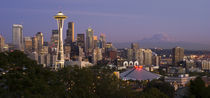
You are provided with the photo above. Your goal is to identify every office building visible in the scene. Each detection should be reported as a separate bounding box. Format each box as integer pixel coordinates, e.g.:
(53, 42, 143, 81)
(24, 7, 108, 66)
(136, 49, 145, 65)
(24, 37, 33, 52)
(144, 49, 153, 65)
(201, 60, 210, 72)
(0, 34, 5, 52)
(131, 43, 139, 50)
(172, 47, 184, 66)
(51, 30, 59, 48)
(92, 48, 102, 64)
(126, 48, 134, 61)
(86, 27, 94, 54)
(65, 22, 74, 45)
(36, 32, 44, 53)
(64, 45, 71, 60)
(77, 34, 85, 52)
(99, 33, 106, 49)
(32, 36, 38, 52)
(12, 24, 23, 50)
(93, 36, 98, 48)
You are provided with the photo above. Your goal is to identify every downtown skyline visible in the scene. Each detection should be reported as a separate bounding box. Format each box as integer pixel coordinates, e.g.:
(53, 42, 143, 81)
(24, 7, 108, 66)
(0, 0, 210, 45)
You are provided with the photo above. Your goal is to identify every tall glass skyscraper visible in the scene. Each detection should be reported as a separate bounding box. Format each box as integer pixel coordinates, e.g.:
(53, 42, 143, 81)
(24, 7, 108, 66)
(12, 24, 23, 50)
(65, 22, 74, 45)
(86, 27, 94, 54)
(99, 33, 106, 49)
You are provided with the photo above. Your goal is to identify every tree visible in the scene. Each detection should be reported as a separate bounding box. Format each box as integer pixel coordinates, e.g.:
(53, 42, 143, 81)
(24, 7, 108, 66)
(189, 77, 210, 98)
(140, 88, 169, 98)
(146, 79, 175, 98)
(0, 51, 66, 98)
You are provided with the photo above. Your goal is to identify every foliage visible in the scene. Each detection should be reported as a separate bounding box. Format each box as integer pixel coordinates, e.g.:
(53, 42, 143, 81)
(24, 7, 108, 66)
(0, 51, 136, 98)
(189, 77, 210, 98)
(0, 50, 179, 98)
(139, 88, 169, 98)
(0, 50, 66, 98)
(145, 79, 175, 98)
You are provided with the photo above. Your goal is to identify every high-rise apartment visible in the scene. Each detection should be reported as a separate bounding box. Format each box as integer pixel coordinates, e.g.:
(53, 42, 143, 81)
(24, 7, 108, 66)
(144, 49, 153, 65)
(172, 46, 184, 66)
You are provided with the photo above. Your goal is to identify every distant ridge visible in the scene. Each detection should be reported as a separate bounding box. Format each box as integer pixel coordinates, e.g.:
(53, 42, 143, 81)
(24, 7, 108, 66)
(114, 33, 210, 50)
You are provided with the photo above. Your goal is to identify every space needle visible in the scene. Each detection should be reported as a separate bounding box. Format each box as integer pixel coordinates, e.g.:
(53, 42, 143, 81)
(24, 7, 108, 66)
(54, 12, 67, 69)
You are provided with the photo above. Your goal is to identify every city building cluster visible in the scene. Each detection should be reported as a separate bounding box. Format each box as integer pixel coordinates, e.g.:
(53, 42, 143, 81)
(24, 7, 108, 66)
(0, 12, 116, 70)
(1, 12, 210, 91)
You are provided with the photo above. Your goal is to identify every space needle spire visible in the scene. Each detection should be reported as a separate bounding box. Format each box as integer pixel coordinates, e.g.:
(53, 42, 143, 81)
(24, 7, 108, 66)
(54, 12, 67, 69)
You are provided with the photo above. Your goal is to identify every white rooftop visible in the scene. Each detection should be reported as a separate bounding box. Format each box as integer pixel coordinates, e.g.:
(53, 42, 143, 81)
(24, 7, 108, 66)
(120, 68, 161, 81)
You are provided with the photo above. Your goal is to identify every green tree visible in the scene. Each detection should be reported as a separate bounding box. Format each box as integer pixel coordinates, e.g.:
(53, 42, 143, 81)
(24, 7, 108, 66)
(140, 88, 169, 98)
(0, 51, 66, 98)
(146, 79, 175, 98)
(189, 77, 210, 98)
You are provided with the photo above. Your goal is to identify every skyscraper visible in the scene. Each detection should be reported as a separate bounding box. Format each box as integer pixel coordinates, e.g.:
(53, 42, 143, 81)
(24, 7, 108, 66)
(77, 34, 85, 52)
(32, 36, 38, 52)
(51, 30, 59, 48)
(65, 22, 74, 45)
(172, 46, 184, 66)
(144, 49, 153, 65)
(86, 27, 94, 54)
(12, 24, 23, 50)
(93, 36, 98, 48)
(136, 49, 144, 65)
(54, 12, 67, 69)
(131, 43, 139, 50)
(0, 34, 5, 52)
(36, 32, 44, 53)
(92, 48, 102, 64)
(126, 48, 134, 61)
(99, 33, 106, 49)
(24, 37, 33, 52)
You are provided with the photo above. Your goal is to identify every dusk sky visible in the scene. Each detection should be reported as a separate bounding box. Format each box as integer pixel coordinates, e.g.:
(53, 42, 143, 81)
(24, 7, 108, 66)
(0, 0, 210, 44)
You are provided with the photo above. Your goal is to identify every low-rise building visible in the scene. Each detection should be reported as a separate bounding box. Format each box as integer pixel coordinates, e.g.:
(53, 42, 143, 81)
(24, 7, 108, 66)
(165, 74, 196, 90)
(65, 60, 93, 68)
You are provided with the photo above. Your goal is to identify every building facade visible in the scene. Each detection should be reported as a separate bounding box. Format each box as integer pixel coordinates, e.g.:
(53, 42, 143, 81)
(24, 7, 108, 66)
(12, 24, 24, 50)
(65, 22, 74, 45)
(24, 37, 33, 52)
(77, 34, 85, 52)
(86, 27, 94, 55)
(172, 47, 184, 66)
(0, 35, 5, 52)
(36, 32, 44, 53)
